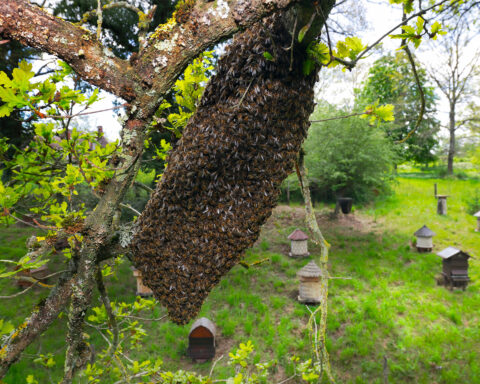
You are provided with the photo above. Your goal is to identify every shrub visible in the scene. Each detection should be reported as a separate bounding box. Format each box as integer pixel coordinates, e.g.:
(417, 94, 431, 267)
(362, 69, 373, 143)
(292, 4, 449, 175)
(303, 104, 397, 203)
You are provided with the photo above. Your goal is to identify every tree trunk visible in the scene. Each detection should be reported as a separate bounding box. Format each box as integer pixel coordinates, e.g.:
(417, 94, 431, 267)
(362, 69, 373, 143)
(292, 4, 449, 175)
(447, 101, 456, 175)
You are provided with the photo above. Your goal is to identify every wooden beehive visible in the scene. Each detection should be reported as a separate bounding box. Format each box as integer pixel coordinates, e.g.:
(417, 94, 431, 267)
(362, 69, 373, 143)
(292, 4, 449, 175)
(288, 229, 309, 258)
(131, 268, 153, 297)
(187, 317, 216, 362)
(474, 211, 480, 232)
(297, 261, 322, 304)
(413, 225, 435, 252)
(437, 247, 471, 290)
(436, 195, 448, 215)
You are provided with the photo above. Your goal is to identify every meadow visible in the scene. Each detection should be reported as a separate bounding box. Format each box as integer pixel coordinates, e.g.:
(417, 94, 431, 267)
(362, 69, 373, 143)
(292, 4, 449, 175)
(1, 176, 479, 383)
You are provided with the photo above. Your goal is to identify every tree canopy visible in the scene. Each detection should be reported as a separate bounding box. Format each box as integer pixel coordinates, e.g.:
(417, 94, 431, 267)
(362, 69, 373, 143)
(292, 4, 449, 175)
(355, 51, 440, 165)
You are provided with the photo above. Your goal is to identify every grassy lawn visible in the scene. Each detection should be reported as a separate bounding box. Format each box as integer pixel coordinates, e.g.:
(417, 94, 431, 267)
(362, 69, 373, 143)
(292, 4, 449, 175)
(1, 176, 479, 383)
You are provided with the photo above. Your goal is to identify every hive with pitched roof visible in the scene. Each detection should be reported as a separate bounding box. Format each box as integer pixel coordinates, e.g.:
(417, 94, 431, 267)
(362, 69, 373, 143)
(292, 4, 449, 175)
(288, 229, 310, 258)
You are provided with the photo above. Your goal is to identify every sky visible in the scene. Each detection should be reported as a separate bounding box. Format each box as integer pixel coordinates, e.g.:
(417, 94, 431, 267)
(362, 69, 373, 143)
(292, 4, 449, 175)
(31, 0, 479, 141)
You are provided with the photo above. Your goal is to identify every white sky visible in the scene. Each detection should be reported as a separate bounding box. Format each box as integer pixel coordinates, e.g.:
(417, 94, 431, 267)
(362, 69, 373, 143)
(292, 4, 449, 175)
(30, 1, 478, 141)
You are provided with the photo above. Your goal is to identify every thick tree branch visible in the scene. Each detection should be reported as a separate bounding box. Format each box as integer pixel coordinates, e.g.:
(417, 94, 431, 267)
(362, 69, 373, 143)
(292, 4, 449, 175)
(133, 0, 310, 115)
(0, 0, 140, 101)
(0, 270, 74, 377)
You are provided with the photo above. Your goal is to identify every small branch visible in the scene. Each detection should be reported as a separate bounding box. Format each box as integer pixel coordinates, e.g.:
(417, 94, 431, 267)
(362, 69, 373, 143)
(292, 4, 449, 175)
(296, 153, 334, 383)
(396, 9, 426, 144)
(119, 314, 166, 322)
(120, 203, 141, 216)
(96, 0, 102, 41)
(235, 79, 254, 109)
(134, 181, 154, 194)
(289, 13, 298, 71)
(209, 355, 224, 377)
(0, 282, 38, 299)
(95, 267, 119, 359)
(310, 112, 364, 123)
(41, 103, 128, 120)
(238, 258, 269, 269)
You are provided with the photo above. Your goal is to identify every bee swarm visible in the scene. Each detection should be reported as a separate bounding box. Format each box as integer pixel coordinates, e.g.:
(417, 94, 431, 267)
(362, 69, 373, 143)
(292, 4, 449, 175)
(132, 14, 318, 324)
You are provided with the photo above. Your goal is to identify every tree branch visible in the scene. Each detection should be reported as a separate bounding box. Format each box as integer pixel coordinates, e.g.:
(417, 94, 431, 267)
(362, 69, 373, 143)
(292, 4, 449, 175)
(295, 153, 333, 383)
(0, 0, 140, 101)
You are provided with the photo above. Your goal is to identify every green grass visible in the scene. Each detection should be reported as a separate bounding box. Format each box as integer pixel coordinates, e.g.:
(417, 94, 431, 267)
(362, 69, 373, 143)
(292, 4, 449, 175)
(1, 177, 480, 383)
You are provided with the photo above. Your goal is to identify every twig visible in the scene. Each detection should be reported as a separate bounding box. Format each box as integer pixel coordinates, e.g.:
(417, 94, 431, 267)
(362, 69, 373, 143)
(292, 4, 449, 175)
(235, 79, 254, 109)
(276, 374, 298, 384)
(134, 181, 154, 194)
(310, 112, 365, 123)
(289, 13, 298, 71)
(120, 203, 141, 216)
(119, 314, 167, 322)
(333, 0, 462, 69)
(95, 268, 119, 359)
(396, 8, 426, 144)
(41, 103, 128, 120)
(0, 282, 38, 299)
(209, 355, 224, 377)
(7, 213, 46, 230)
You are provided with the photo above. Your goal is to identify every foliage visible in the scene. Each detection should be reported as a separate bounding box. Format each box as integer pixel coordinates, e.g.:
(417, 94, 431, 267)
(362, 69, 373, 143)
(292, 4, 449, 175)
(0, 60, 117, 276)
(303, 104, 397, 203)
(152, 51, 214, 139)
(464, 188, 480, 215)
(355, 51, 440, 164)
(0, 40, 38, 163)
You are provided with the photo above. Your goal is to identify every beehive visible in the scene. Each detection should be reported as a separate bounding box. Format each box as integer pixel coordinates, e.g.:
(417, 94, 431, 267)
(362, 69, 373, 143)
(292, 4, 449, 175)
(436, 195, 448, 215)
(288, 229, 309, 257)
(413, 225, 435, 252)
(297, 261, 322, 304)
(131, 268, 153, 297)
(437, 247, 471, 290)
(187, 317, 216, 362)
(132, 15, 319, 324)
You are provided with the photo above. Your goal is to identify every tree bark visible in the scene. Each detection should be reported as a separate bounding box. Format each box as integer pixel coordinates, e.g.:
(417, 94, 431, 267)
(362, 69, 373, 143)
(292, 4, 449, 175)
(296, 156, 334, 383)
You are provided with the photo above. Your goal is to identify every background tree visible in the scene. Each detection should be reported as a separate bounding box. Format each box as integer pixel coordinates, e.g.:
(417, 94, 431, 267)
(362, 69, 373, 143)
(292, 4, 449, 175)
(355, 51, 440, 166)
(423, 19, 480, 174)
(304, 104, 397, 203)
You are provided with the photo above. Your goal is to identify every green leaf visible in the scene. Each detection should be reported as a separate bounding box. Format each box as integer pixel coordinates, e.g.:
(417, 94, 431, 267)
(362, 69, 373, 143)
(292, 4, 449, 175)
(302, 59, 315, 76)
(87, 88, 100, 106)
(0, 104, 13, 118)
(12, 60, 34, 92)
(0, 72, 12, 88)
(298, 24, 309, 43)
(263, 52, 274, 61)
(416, 17, 425, 34)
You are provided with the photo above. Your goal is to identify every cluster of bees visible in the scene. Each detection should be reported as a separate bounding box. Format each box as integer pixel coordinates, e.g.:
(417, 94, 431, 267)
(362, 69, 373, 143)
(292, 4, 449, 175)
(132, 14, 318, 324)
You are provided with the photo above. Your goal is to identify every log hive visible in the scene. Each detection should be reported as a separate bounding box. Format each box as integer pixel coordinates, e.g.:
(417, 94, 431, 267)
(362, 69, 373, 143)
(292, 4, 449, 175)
(132, 14, 318, 324)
